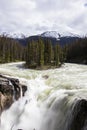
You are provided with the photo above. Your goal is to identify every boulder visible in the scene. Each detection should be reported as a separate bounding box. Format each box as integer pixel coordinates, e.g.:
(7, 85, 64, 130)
(42, 75, 49, 79)
(0, 74, 27, 114)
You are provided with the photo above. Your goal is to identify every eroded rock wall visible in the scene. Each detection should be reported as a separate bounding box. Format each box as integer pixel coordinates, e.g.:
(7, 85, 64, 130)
(0, 75, 27, 114)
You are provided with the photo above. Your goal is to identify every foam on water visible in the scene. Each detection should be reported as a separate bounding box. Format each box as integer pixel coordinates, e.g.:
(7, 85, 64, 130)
(0, 62, 87, 130)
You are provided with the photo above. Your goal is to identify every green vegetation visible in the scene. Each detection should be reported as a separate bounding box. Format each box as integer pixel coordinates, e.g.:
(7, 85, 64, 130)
(26, 38, 65, 69)
(0, 34, 87, 68)
(0, 35, 25, 63)
(66, 37, 87, 64)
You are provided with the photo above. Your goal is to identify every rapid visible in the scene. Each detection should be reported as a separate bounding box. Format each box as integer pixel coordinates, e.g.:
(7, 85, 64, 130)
(0, 62, 87, 130)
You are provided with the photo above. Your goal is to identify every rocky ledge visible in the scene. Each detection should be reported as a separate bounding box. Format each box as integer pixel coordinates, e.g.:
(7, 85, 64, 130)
(0, 74, 27, 114)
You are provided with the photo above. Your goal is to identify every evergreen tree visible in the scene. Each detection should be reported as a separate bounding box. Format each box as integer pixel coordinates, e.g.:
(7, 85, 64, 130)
(38, 38, 44, 66)
(54, 44, 60, 66)
(25, 38, 66, 68)
(0, 35, 25, 63)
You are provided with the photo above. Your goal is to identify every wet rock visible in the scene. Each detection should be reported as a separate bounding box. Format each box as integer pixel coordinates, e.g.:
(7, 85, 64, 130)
(69, 99, 87, 130)
(21, 85, 27, 96)
(0, 74, 27, 114)
(42, 75, 49, 79)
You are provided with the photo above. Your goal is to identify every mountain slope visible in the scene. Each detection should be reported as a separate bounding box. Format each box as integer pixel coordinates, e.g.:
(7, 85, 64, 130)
(39, 31, 79, 39)
(16, 31, 80, 46)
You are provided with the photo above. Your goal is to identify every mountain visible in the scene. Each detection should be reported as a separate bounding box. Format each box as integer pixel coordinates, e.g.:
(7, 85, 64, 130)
(40, 31, 61, 40)
(39, 31, 79, 39)
(16, 31, 80, 46)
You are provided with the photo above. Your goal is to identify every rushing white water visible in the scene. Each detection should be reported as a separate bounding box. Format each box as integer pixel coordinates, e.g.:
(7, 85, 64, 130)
(0, 62, 87, 130)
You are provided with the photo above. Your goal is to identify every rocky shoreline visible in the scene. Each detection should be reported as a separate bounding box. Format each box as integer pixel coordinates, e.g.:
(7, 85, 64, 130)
(0, 74, 27, 114)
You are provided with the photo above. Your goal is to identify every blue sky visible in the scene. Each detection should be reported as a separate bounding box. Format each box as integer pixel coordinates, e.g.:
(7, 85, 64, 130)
(0, 0, 87, 37)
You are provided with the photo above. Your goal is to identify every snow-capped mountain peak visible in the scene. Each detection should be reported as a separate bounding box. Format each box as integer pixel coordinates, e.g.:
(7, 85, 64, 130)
(60, 31, 80, 37)
(40, 31, 61, 39)
(39, 31, 79, 39)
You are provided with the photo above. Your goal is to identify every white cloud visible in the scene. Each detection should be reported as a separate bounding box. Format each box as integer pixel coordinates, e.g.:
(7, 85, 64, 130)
(0, 0, 87, 36)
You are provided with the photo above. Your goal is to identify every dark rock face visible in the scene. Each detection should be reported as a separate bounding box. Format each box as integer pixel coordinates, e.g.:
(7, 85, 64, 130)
(68, 99, 87, 130)
(0, 75, 27, 114)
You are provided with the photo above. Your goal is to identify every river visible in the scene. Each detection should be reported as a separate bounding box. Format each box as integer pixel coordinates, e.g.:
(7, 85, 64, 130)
(0, 62, 87, 130)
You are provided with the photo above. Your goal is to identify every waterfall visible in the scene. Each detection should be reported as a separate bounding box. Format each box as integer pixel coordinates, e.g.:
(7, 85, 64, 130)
(20, 85, 23, 98)
(0, 62, 87, 130)
(39, 90, 87, 130)
(9, 80, 16, 101)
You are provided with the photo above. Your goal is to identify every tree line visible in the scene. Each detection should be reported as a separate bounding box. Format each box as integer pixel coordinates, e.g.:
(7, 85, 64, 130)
(0, 34, 87, 68)
(66, 37, 87, 64)
(0, 35, 25, 63)
(26, 38, 66, 68)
